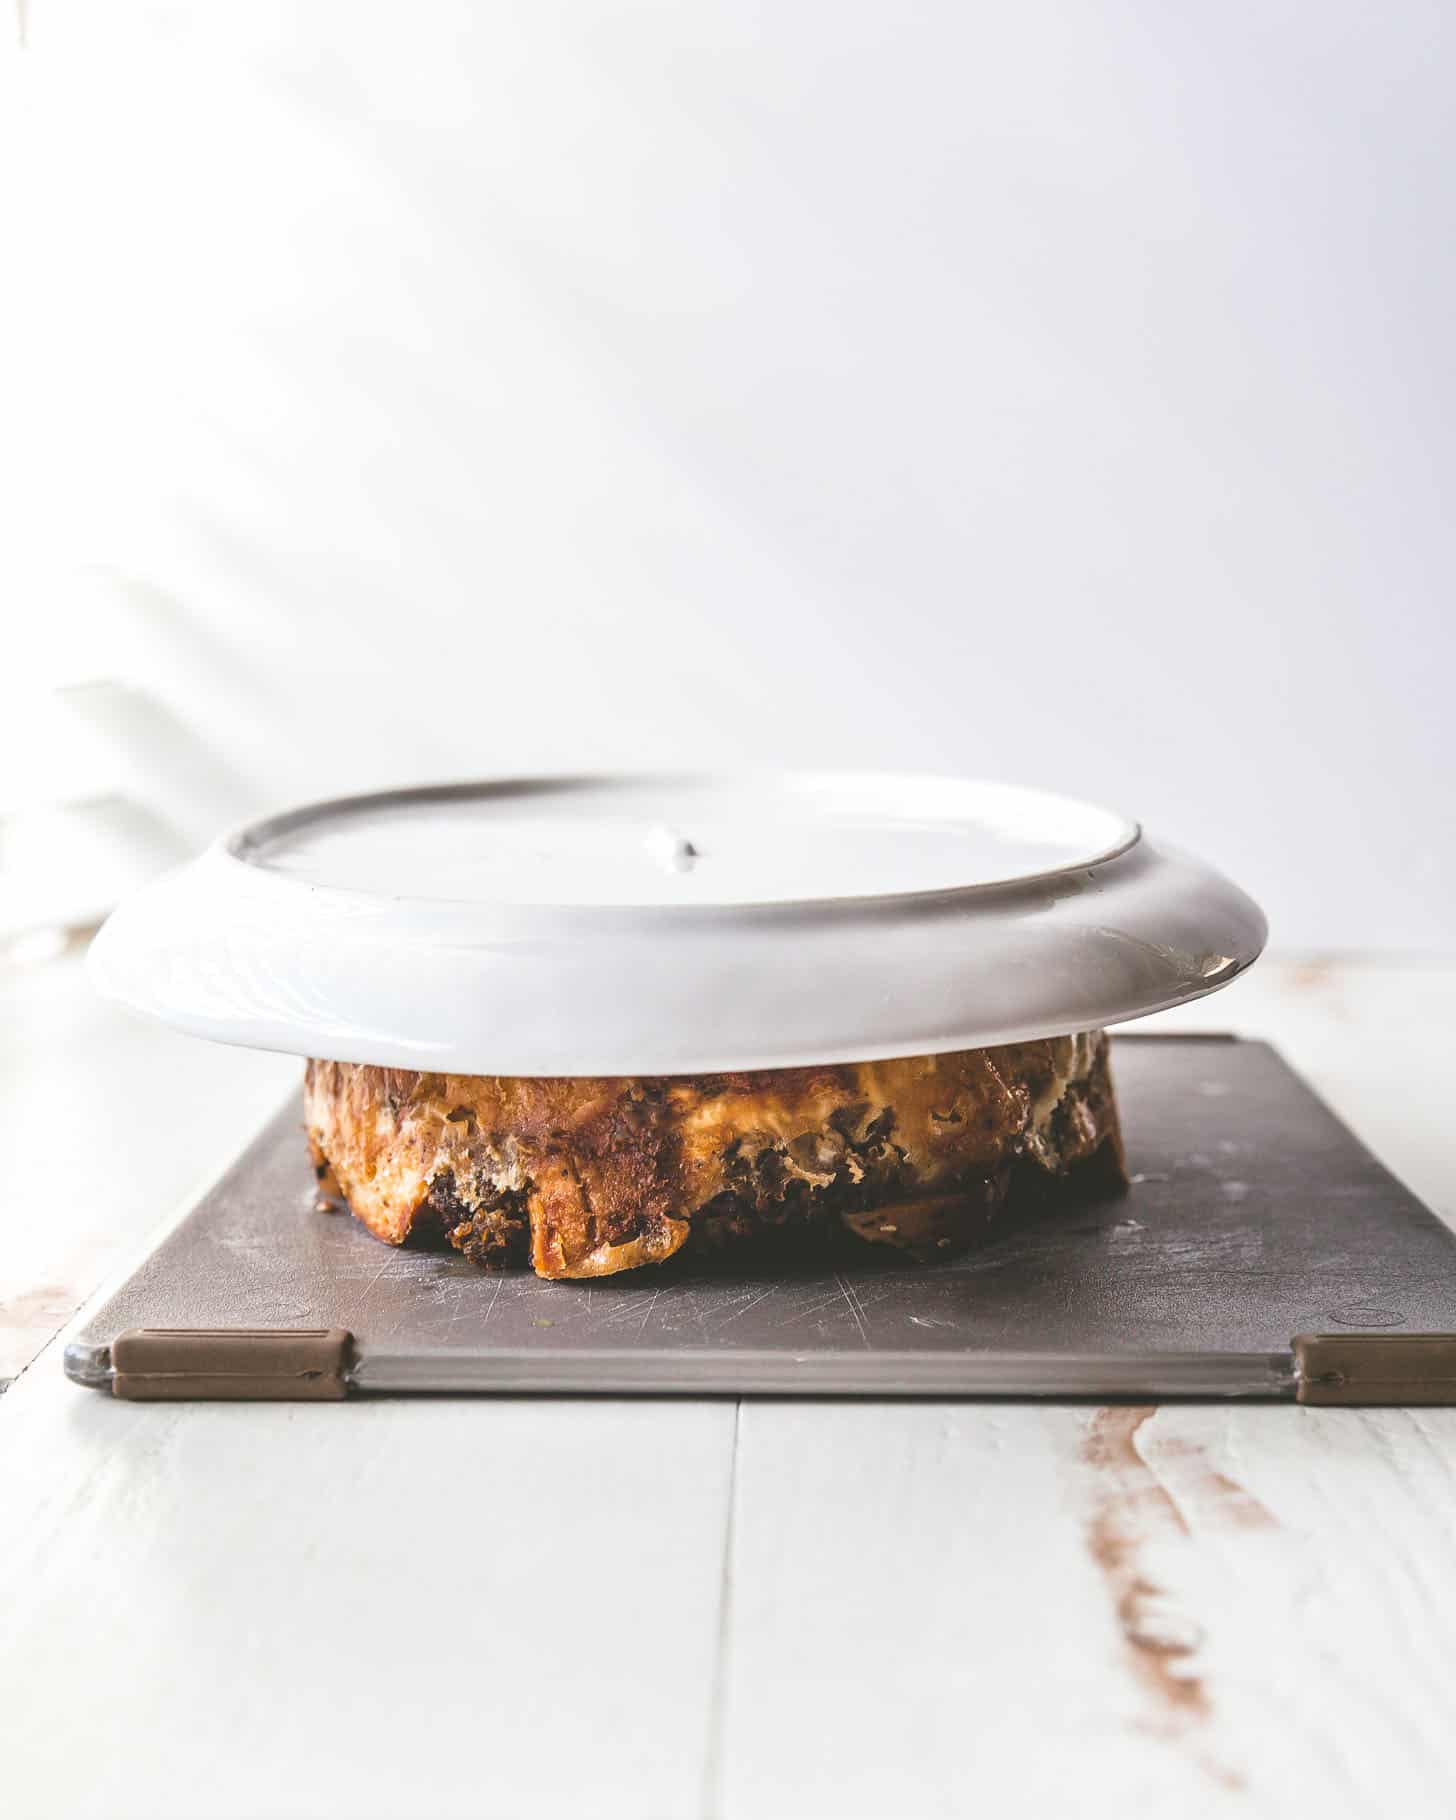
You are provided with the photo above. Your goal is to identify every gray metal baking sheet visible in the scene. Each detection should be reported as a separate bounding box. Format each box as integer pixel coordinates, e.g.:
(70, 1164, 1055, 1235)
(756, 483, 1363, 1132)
(65, 1036, 1456, 1399)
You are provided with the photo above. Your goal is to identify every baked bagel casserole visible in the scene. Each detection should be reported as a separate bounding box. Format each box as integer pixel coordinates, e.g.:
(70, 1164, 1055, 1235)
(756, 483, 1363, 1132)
(305, 1032, 1125, 1280)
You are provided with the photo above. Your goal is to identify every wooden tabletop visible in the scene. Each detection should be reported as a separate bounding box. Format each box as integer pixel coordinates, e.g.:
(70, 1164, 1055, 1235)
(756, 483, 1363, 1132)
(3, 951, 1455, 1819)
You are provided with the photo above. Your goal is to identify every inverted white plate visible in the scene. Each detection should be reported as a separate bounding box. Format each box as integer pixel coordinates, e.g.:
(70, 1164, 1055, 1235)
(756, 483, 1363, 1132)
(88, 772, 1266, 1074)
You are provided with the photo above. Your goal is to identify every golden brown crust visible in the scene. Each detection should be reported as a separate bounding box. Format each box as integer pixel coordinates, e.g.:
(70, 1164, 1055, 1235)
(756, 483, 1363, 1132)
(304, 1034, 1124, 1280)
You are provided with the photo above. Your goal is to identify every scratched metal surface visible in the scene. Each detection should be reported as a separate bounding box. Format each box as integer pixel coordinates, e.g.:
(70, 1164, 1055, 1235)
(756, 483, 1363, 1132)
(66, 1037, 1456, 1397)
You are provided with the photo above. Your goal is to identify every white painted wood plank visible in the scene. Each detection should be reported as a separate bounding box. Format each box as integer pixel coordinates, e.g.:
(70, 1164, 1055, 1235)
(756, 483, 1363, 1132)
(714, 1403, 1197, 1820)
(1135, 1402, 1456, 1815)
(716, 1399, 1456, 1820)
(0, 1356, 736, 1820)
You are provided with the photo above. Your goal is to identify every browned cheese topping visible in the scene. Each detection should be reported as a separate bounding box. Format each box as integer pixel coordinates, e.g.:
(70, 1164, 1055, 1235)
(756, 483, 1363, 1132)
(304, 1032, 1125, 1280)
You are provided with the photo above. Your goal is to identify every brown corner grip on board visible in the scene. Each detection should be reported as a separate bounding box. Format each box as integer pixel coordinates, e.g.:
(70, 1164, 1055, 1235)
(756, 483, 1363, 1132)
(1294, 1333, 1456, 1406)
(111, 1328, 354, 1401)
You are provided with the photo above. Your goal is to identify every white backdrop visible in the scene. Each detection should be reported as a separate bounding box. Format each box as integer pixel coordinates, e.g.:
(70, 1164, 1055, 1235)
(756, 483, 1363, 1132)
(4, 2, 1452, 947)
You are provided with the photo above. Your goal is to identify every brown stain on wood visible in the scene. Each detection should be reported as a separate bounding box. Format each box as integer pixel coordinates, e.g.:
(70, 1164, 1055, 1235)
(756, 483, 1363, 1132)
(1083, 1407, 1264, 1792)
(1154, 1434, 1278, 1531)
(1288, 958, 1335, 991)
(1084, 1407, 1208, 1721)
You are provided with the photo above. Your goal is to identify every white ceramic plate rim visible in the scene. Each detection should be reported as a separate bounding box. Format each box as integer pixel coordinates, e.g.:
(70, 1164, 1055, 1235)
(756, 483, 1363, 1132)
(88, 770, 1268, 1075)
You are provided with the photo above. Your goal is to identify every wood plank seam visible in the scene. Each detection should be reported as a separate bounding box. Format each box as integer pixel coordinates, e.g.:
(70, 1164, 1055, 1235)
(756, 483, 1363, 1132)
(700, 1398, 743, 1820)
